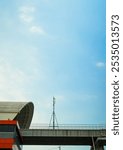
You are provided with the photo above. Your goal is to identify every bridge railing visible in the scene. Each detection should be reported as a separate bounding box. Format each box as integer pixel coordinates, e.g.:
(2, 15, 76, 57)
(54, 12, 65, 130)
(29, 124, 106, 130)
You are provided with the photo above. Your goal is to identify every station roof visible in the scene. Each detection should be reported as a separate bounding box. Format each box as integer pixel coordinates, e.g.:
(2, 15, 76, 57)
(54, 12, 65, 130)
(0, 102, 34, 129)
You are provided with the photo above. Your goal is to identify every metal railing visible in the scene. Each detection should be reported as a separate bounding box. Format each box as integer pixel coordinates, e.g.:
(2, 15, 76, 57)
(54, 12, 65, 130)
(29, 124, 106, 130)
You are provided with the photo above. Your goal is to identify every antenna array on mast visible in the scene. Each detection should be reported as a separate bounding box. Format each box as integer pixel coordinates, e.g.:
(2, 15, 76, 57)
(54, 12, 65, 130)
(49, 97, 59, 129)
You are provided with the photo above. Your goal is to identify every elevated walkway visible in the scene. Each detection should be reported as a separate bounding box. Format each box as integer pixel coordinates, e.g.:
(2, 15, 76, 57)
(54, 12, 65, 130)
(20, 124, 106, 147)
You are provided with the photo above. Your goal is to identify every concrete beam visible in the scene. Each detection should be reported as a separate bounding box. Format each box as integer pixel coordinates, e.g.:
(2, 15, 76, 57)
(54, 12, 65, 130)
(20, 129, 106, 145)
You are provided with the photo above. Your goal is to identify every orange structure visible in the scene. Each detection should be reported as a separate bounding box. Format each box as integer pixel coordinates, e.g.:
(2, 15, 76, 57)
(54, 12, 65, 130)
(0, 120, 23, 150)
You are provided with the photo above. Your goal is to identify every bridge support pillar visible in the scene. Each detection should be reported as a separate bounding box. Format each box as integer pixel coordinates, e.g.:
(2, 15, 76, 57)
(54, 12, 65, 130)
(90, 145, 104, 150)
(96, 145, 104, 150)
(90, 137, 105, 150)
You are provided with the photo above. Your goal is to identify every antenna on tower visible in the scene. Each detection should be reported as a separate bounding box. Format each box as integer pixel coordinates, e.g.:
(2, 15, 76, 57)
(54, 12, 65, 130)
(49, 96, 59, 129)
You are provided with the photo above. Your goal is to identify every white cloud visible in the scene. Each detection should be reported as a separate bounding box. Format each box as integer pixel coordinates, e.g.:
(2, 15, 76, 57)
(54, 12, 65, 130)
(0, 59, 30, 101)
(96, 62, 105, 68)
(19, 6, 47, 36)
(20, 13, 33, 23)
(19, 6, 35, 14)
(19, 6, 35, 23)
(0, 46, 46, 102)
(0, 61, 25, 100)
(29, 26, 46, 35)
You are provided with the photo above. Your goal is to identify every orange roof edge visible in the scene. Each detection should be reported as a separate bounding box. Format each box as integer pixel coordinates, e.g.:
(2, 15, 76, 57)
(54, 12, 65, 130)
(0, 120, 17, 125)
(0, 138, 15, 143)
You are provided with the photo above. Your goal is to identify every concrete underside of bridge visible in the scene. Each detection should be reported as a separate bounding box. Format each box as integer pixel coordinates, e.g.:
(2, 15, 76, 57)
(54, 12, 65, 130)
(23, 136, 97, 145)
(21, 129, 106, 146)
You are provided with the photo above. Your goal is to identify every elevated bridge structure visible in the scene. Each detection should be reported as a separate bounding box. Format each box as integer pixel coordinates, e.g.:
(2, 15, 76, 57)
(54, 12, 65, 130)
(20, 124, 106, 150)
(0, 102, 106, 150)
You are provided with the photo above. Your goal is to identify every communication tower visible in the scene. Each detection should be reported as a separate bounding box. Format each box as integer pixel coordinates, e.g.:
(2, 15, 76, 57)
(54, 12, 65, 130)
(49, 97, 59, 129)
(49, 97, 61, 150)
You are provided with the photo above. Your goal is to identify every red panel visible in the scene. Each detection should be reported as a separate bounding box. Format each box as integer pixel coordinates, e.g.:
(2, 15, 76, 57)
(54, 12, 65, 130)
(0, 143, 12, 148)
(0, 120, 17, 125)
(0, 138, 14, 148)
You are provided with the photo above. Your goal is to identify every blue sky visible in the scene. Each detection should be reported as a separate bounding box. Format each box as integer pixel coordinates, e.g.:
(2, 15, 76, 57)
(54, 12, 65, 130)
(0, 0, 105, 149)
